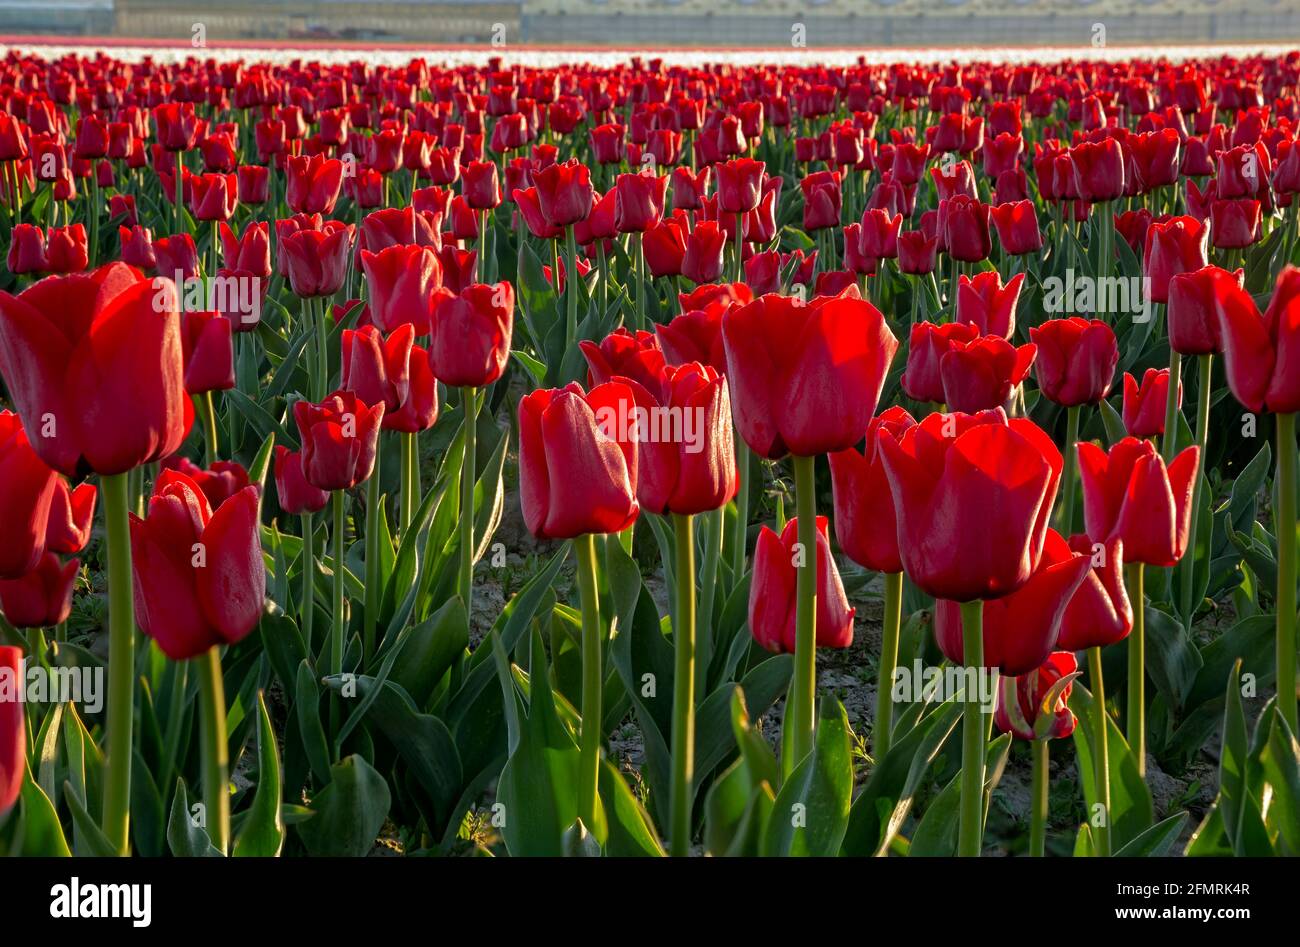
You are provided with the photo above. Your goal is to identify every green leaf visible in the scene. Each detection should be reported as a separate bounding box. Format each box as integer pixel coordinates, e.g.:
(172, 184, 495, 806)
(1113, 811, 1190, 857)
(296, 755, 391, 857)
(295, 660, 332, 787)
(597, 759, 665, 857)
(1143, 605, 1202, 712)
(233, 692, 285, 857)
(1069, 681, 1154, 850)
(1259, 710, 1300, 856)
(763, 697, 854, 856)
(246, 431, 276, 492)
(14, 776, 71, 857)
(908, 734, 1012, 857)
(166, 779, 222, 857)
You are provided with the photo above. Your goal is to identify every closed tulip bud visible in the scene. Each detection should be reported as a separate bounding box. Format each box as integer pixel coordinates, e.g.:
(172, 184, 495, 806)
(293, 391, 385, 492)
(681, 221, 726, 284)
(0, 552, 78, 629)
(940, 195, 992, 262)
(274, 446, 329, 515)
(533, 158, 594, 228)
(7, 223, 47, 274)
(642, 217, 686, 277)
(801, 170, 843, 231)
(1069, 138, 1125, 202)
(283, 220, 354, 299)
(219, 221, 271, 278)
(1143, 215, 1209, 303)
(1210, 199, 1261, 249)
(46, 224, 88, 274)
(1028, 317, 1119, 407)
(879, 409, 1062, 601)
(180, 309, 235, 394)
(723, 292, 898, 458)
(1077, 435, 1199, 566)
(994, 652, 1080, 741)
(285, 153, 344, 215)
(237, 165, 270, 205)
(900, 320, 980, 404)
(189, 172, 238, 222)
(715, 157, 765, 214)
(1168, 265, 1242, 356)
(940, 335, 1037, 414)
(1213, 264, 1300, 413)
(989, 200, 1043, 255)
(424, 281, 514, 388)
(462, 160, 501, 209)
(154, 233, 200, 283)
(828, 406, 917, 574)
(1056, 535, 1132, 651)
(129, 471, 265, 660)
(860, 208, 902, 259)
(0, 263, 188, 476)
(936, 528, 1091, 674)
(749, 516, 855, 654)
(341, 323, 414, 414)
(0, 645, 24, 819)
(518, 382, 639, 539)
(897, 229, 939, 274)
(956, 270, 1023, 339)
(614, 172, 668, 233)
(589, 123, 626, 165)
(44, 478, 96, 556)
(119, 225, 156, 270)
(1122, 367, 1180, 437)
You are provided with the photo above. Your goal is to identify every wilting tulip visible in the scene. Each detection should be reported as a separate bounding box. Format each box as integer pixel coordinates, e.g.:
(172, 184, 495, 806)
(518, 381, 639, 539)
(0, 645, 23, 819)
(274, 446, 329, 515)
(293, 392, 385, 491)
(1168, 265, 1242, 356)
(282, 221, 354, 298)
(359, 244, 441, 335)
(1029, 318, 1119, 406)
(0, 263, 188, 476)
(1213, 264, 1300, 414)
(879, 409, 1062, 602)
(901, 321, 980, 404)
(1056, 535, 1132, 651)
(749, 516, 855, 653)
(180, 310, 235, 395)
(722, 292, 898, 458)
(428, 282, 514, 388)
(828, 406, 916, 575)
(956, 271, 1023, 339)
(994, 651, 1080, 741)
(1122, 368, 1180, 438)
(940, 334, 1037, 414)
(129, 470, 265, 660)
(0, 552, 78, 629)
(285, 153, 344, 214)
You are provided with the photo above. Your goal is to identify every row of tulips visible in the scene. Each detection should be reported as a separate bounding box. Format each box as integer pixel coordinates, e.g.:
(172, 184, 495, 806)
(0, 45, 1297, 858)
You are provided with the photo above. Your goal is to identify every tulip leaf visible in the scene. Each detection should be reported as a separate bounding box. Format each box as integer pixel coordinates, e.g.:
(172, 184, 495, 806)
(1098, 396, 1127, 445)
(389, 596, 470, 710)
(597, 758, 665, 857)
(1069, 681, 1154, 849)
(297, 755, 391, 857)
(164, 778, 222, 857)
(295, 660, 333, 787)
(763, 697, 853, 857)
(511, 350, 547, 388)
(1113, 811, 1190, 857)
(695, 656, 792, 793)
(1143, 605, 1202, 712)
(233, 692, 285, 857)
(247, 430, 276, 492)
(226, 387, 293, 450)
(1185, 615, 1275, 711)
(14, 776, 71, 857)
(1073, 823, 1095, 858)
(561, 818, 602, 857)
(1258, 709, 1300, 856)
(908, 733, 1014, 857)
(129, 747, 166, 858)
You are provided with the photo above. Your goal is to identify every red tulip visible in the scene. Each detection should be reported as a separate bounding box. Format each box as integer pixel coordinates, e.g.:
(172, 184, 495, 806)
(46, 224, 88, 274)
(1028, 317, 1119, 407)
(385, 340, 439, 434)
(153, 103, 200, 151)
(656, 286, 750, 375)
(0, 410, 58, 579)
(1210, 199, 1261, 249)
(615, 172, 668, 233)
(900, 320, 980, 404)
(7, 224, 47, 274)
(219, 221, 271, 278)
(1213, 264, 1300, 413)
(828, 406, 917, 575)
(1056, 534, 1133, 651)
(44, 478, 96, 555)
(1143, 215, 1209, 304)
(940, 195, 992, 262)
(0, 552, 78, 629)
(722, 291, 898, 458)
(119, 225, 156, 270)
(341, 323, 414, 414)
(533, 158, 594, 228)
(0, 645, 24, 819)
(293, 391, 385, 492)
(1069, 138, 1125, 202)
(989, 200, 1043, 255)
(428, 282, 514, 388)
(1122, 367, 1180, 438)
(0, 263, 188, 476)
(993, 651, 1080, 741)
(180, 309, 235, 395)
(161, 456, 250, 510)
(1131, 128, 1182, 190)
(1168, 265, 1242, 356)
(956, 270, 1023, 339)
(285, 153, 344, 215)
(940, 334, 1037, 414)
(642, 217, 686, 277)
(671, 165, 710, 210)
(518, 381, 639, 539)
(897, 229, 939, 274)
(878, 409, 1062, 602)
(715, 157, 765, 214)
(580, 326, 666, 392)
(237, 165, 269, 204)
(860, 208, 902, 260)
(154, 232, 200, 283)
(681, 221, 726, 284)
(129, 470, 265, 660)
(359, 244, 441, 335)
(189, 172, 238, 222)
(801, 170, 842, 231)
(282, 220, 353, 298)
(749, 516, 855, 654)
(589, 124, 626, 165)
(274, 446, 329, 515)
(1076, 436, 1199, 567)
(462, 160, 501, 209)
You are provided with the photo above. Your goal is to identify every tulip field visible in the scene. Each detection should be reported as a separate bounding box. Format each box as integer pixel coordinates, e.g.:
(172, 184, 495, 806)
(0, 42, 1299, 870)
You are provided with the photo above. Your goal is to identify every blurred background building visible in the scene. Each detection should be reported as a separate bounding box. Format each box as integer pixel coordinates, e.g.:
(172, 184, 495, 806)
(1, 0, 1297, 46)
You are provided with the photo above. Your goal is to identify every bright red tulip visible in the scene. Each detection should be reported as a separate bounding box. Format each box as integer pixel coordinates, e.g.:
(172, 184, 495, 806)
(828, 406, 917, 575)
(161, 456, 250, 510)
(956, 271, 1023, 339)
(219, 221, 271, 278)
(359, 244, 441, 335)
(0, 552, 78, 629)
(428, 282, 514, 388)
(749, 516, 855, 654)
(46, 224, 88, 274)
(341, 323, 414, 414)
(285, 153, 344, 214)
(533, 158, 593, 228)
(462, 160, 501, 209)
(993, 651, 1080, 740)
(989, 200, 1043, 255)
(1213, 264, 1300, 414)
(282, 220, 353, 298)
(1056, 534, 1132, 651)
(715, 157, 765, 214)
(7, 224, 47, 274)
(940, 334, 1037, 414)
(1028, 317, 1118, 407)
(0, 645, 23, 819)
(614, 172, 668, 233)
(681, 221, 726, 284)
(941, 195, 992, 262)
(274, 446, 329, 515)
(293, 392, 385, 492)
(1168, 265, 1242, 356)
(580, 326, 666, 392)
(1122, 367, 1180, 438)
(900, 321, 980, 404)
(1210, 199, 1261, 249)
(44, 478, 96, 555)
(180, 309, 235, 395)
(1069, 138, 1125, 202)
(642, 217, 686, 277)
(1143, 215, 1209, 303)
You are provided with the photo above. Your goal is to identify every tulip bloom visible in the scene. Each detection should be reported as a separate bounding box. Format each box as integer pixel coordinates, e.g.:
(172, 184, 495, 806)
(656, 287, 749, 376)
(1213, 264, 1300, 414)
(994, 652, 1080, 741)
(219, 221, 271, 278)
(462, 161, 501, 209)
(1122, 368, 1180, 438)
(989, 200, 1043, 255)
(878, 409, 1062, 602)
(7, 223, 47, 274)
(274, 446, 329, 515)
(940, 334, 1038, 414)
(715, 157, 765, 214)
(129, 470, 265, 660)
(119, 225, 156, 270)
(941, 195, 992, 262)
(642, 218, 686, 277)
(828, 406, 916, 575)
(285, 153, 344, 215)
(359, 244, 441, 335)
(180, 310, 235, 395)
(801, 171, 842, 231)
(956, 271, 1023, 339)
(614, 172, 668, 233)
(681, 221, 726, 284)
(533, 158, 594, 228)
(45, 478, 96, 556)
(1168, 265, 1242, 356)
(293, 392, 385, 492)
(0, 552, 78, 629)
(518, 382, 639, 539)
(47, 225, 88, 274)
(897, 230, 939, 274)
(900, 321, 980, 404)
(1143, 216, 1209, 303)
(0, 263, 188, 476)
(341, 324, 414, 414)
(860, 208, 902, 260)
(722, 292, 898, 458)
(1029, 317, 1119, 407)
(1070, 138, 1125, 202)
(281, 220, 353, 299)
(0, 411, 59, 579)
(189, 172, 238, 222)
(1056, 535, 1132, 651)
(749, 516, 855, 654)
(1210, 199, 1262, 249)
(0, 645, 23, 820)
(428, 282, 514, 388)
(580, 326, 666, 392)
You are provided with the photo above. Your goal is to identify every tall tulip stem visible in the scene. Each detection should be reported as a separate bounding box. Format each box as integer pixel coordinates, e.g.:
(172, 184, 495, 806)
(174, 150, 184, 235)
(574, 532, 603, 833)
(196, 646, 230, 854)
(1276, 411, 1298, 733)
(1087, 645, 1112, 856)
(460, 387, 478, 615)
(100, 471, 135, 855)
(1125, 562, 1146, 777)
(957, 598, 986, 857)
(330, 489, 346, 744)
(363, 449, 381, 666)
(199, 391, 220, 466)
(1029, 737, 1048, 857)
(300, 511, 315, 651)
(875, 571, 904, 757)
(731, 437, 750, 583)
(401, 431, 419, 534)
(1161, 350, 1182, 461)
(1179, 354, 1213, 625)
(670, 513, 697, 857)
(1058, 404, 1081, 533)
(564, 224, 579, 344)
(788, 454, 819, 771)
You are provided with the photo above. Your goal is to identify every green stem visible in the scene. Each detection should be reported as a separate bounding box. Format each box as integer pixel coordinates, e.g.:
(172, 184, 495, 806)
(196, 646, 230, 854)
(787, 454, 818, 772)
(697, 507, 723, 668)
(330, 489, 346, 748)
(957, 598, 986, 857)
(300, 511, 315, 652)
(314, 297, 330, 402)
(1276, 411, 1298, 734)
(174, 150, 184, 235)
(1161, 349, 1182, 460)
(734, 212, 744, 284)
(1087, 646, 1112, 856)
(634, 231, 646, 331)
(199, 391, 220, 466)
(574, 533, 603, 832)
(363, 448, 381, 667)
(401, 431, 418, 534)
(460, 387, 478, 615)
(1126, 562, 1146, 778)
(875, 571, 904, 757)
(731, 436, 750, 583)
(565, 224, 579, 345)
(670, 513, 697, 857)
(100, 471, 135, 855)
(1058, 404, 1081, 534)
(1029, 737, 1048, 857)
(1179, 354, 1213, 625)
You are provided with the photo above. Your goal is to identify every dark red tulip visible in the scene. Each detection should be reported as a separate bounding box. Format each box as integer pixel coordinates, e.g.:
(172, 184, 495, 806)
(1069, 138, 1125, 202)
(749, 516, 855, 654)
(828, 406, 917, 575)
(8, 224, 47, 274)
(1122, 367, 1180, 438)
(153, 103, 200, 151)
(1210, 199, 1261, 249)
(219, 221, 271, 278)
(119, 225, 156, 270)
(285, 153, 344, 214)
(715, 157, 765, 214)
(0, 644, 21, 818)
(0, 263, 188, 476)
(1131, 128, 1181, 190)
(0, 552, 78, 629)
(44, 478, 96, 556)
(180, 309, 235, 395)
(1056, 534, 1133, 651)
(1143, 215, 1209, 304)
(237, 165, 269, 204)
(189, 172, 238, 222)
(989, 200, 1043, 255)
(293, 391, 385, 492)
(533, 158, 594, 228)
(518, 381, 639, 539)
(956, 271, 1023, 339)
(589, 123, 626, 165)
(1028, 317, 1119, 407)
(722, 292, 898, 458)
(129, 470, 265, 660)
(993, 651, 1080, 741)
(341, 323, 414, 414)
(274, 446, 329, 515)
(900, 321, 980, 404)
(860, 208, 902, 259)
(614, 172, 668, 233)
(801, 170, 842, 231)
(681, 221, 726, 284)
(428, 282, 514, 388)
(897, 229, 939, 274)
(941, 195, 992, 262)
(0, 410, 58, 579)
(384, 340, 439, 434)
(878, 409, 1062, 602)
(154, 233, 199, 283)
(1168, 265, 1242, 356)
(1213, 264, 1300, 413)
(671, 165, 710, 211)
(359, 244, 441, 335)
(282, 220, 353, 298)
(462, 160, 501, 209)
(46, 224, 88, 274)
